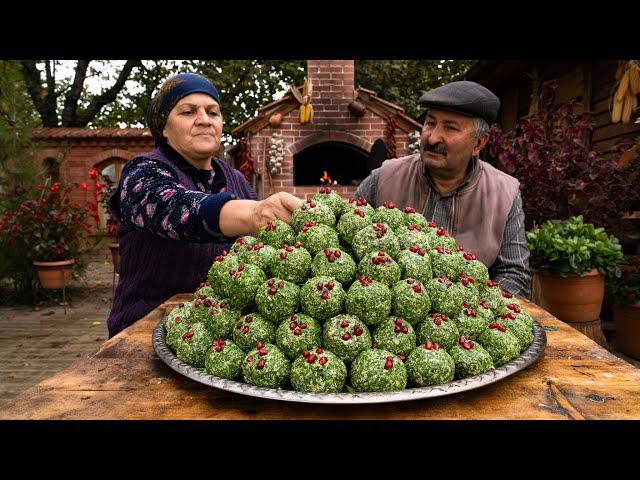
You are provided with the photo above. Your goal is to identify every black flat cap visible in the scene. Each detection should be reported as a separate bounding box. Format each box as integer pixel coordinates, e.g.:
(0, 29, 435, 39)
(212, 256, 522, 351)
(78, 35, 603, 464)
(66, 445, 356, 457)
(419, 81, 500, 124)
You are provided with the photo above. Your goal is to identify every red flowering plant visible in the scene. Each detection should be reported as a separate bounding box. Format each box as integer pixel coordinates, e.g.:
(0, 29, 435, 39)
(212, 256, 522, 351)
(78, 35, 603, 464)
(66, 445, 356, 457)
(488, 80, 640, 234)
(89, 167, 118, 238)
(0, 173, 100, 263)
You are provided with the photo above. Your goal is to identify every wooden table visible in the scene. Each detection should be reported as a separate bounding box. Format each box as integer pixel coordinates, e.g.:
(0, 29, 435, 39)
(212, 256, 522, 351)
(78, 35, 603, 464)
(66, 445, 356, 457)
(2, 295, 640, 419)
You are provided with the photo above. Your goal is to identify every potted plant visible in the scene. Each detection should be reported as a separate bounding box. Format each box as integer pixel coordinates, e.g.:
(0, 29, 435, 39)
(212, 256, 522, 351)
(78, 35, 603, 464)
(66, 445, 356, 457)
(93, 170, 119, 273)
(607, 269, 640, 359)
(0, 178, 94, 289)
(526, 216, 624, 337)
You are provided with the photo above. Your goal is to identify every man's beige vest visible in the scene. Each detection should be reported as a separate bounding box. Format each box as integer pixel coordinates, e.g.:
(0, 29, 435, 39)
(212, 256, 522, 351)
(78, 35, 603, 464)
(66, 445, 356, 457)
(376, 154, 520, 268)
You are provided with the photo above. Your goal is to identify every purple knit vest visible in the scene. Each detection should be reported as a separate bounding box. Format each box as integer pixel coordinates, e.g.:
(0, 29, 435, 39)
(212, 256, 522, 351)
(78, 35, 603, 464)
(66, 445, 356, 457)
(107, 148, 256, 338)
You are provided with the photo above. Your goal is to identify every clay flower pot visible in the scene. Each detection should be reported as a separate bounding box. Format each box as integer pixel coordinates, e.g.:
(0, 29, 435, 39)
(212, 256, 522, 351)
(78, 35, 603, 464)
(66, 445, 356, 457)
(33, 259, 75, 289)
(613, 301, 640, 360)
(535, 268, 605, 323)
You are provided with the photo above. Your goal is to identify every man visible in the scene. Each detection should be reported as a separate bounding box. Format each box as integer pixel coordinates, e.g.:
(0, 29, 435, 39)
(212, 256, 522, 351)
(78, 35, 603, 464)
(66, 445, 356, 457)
(354, 80, 531, 298)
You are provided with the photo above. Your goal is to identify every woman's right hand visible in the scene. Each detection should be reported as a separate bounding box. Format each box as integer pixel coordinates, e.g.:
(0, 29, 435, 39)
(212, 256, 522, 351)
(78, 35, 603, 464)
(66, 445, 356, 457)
(250, 192, 303, 230)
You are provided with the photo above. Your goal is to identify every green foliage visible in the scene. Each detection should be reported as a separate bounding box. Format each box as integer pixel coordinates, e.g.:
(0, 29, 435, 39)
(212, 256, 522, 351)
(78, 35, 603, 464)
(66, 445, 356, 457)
(606, 268, 640, 306)
(355, 60, 474, 120)
(526, 215, 624, 277)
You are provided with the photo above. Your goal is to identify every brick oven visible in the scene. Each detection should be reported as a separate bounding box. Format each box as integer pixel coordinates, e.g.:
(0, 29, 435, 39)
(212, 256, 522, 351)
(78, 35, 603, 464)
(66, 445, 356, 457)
(231, 60, 422, 201)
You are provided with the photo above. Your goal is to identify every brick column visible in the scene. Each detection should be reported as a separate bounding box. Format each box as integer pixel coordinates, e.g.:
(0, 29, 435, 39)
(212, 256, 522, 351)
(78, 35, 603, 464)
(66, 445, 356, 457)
(307, 60, 355, 102)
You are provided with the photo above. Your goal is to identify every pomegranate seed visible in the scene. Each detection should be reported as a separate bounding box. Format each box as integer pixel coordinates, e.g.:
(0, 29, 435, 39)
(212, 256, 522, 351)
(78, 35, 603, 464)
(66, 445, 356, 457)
(294, 329, 301, 336)
(342, 333, 351, 341)
(395, 318, 403, 326)
(434, 318, 442, 326)
(316, 281, 324, 290)
(402, 326, 408, 334)
(247, 355, 254, 362)
(214, 346, 223, 353)
(285, 245, 293, 252)
(354, 326, 364, 336)
(278, 281, 284, 289)
(340, 320, 349, 328)
(334, 250, 341, 258)
(321, 292, 329, 300)
(290, 322, 298, 330)
(316, 348, 324, 354)
(406, 279, 414, 285)
(242, 326, 249, 334)
(319, 357, 328, 366)
(295, 242, 302, 248)
(413, 284, 422, 293)
(259, 348, 268, 356)
(267, 279, 275, 287)
(256, 341, 264, 349)
(268, 288, 277, 295)
(301, 350, 309, 358)
(326, 281, 334, 290)
(182, 332, 194, 340)
(245, 316, 253, 323)
(280, 252, 287, 260)
(300, 323, 307, 329)
(394, 326, 402, 333)
(257, 359, 265, 369)
(204, 299, 212, 307)
(384, 359, 394, 370)
(399, 355, 406, 362)
(307, 354, 317, 363)
(372, 341, 378, 348)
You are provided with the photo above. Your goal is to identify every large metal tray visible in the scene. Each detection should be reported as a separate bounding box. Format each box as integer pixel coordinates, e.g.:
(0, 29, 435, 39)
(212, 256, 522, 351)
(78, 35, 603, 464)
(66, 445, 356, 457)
(152, 317, 546, 404)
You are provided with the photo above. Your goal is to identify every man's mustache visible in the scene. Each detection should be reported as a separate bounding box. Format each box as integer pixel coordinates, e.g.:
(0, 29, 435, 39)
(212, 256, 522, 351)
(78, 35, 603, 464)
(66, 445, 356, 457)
(423, 142, 448, 155)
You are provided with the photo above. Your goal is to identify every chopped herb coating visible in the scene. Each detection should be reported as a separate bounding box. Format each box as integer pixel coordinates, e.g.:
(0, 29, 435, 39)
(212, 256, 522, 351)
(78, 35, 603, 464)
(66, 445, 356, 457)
(204, 340, 245, 380)
(255, 278, 300, 324)
(312, 189, 346, 218)
(290, 349, 347, 393)
(449, 341, 494, 379)
(415, 314, 460, 350)
(350, 349, 407, 392)
(346, 278, 392, 327)
(238, 243, 277, 273)
(372, 206, 405, 231)
(478, 327, 521, 367)
(391, 278, 432, 325)
(352, 223, 400, 261)
(426, 277, 465, 318)
(232, 313, 276, 352)
(292, 201, 336, 231)
(176, 323, 212, 368)
(257, 219, 296, 249)
(357, 251, 401, 286)
(276, 313, 323, 360)
(296, 223, 340, 257)
(430, 248, 465, 280)
(300, 275, 346, 321)
(223, 264, 267, 312)
(373, 316, 417, 356)
(406, 345, 455, 386)
(397, 248, 433, 285)
(396, 225, 433, 251)
(312, 248, 357, 286)
(336, 208, 374, 244)
(271, 244, 312, 284)
(242, 343, 291, 389)
(323, 314, 372, 363)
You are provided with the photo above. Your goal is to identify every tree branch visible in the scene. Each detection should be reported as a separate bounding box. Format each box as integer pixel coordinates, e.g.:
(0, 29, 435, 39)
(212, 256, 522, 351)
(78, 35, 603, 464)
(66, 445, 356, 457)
(72, 60, 141, 127)
(20, 60, 51, 126)
(61, 60, 89, 126)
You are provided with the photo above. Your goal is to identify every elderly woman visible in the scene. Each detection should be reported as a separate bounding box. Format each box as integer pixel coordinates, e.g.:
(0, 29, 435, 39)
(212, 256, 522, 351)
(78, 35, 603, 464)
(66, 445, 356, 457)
(107, 73, 300, 338)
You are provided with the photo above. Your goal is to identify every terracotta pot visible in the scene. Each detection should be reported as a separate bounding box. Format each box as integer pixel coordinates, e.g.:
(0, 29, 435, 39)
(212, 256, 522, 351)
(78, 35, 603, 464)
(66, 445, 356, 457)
(108, 242, 120, 274)
(613, 302, 640, 359)
(33, 259, 75, 289)
(535, 269, 605, 323)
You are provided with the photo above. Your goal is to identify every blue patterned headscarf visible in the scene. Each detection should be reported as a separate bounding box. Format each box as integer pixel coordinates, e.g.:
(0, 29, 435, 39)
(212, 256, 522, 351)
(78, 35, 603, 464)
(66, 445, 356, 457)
(146, 73, 222, 145)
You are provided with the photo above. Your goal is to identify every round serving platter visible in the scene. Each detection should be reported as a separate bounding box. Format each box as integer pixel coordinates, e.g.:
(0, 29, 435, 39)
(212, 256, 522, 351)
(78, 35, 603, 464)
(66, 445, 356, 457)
(152, 317, 546, 405)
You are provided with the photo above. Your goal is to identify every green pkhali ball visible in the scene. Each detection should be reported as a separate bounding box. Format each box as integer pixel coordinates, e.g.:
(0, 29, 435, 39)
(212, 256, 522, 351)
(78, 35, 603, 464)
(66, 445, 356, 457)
(257, 219, 295, 249)
(164, 301, 194, 333)
(483, 280, 504, 310)
(194, 283, 217, 300)
(242, 343, 291, 389)
(391, 278, 432, 325)
(341, 197, 375, 217)
(207, 252, 239, 298)
(406, 343, 455, 387)
(229, 236, 257, 256)
(415, 313, 460, 351)
(270, 243, 312, 285)
(322, 314, 372, 364)
(312, 187, 345, 218)
(166, 321, 191, 352)
(478, 324, 521, 367)
(276, 313, 323, 360)
(346, 277, 391, 327)
(292, 200, 336, 231)
(176, 323, 212, 368)
(337, 207, 374, 244)
(255, 278, 300, 324)
(238, 242, 277, 273)
(460, 252, 489, 291)
(373, 317, 417, 356)
(430, 246, 464, 280)
(312, 248, 357, 286)
(373, 202, 405, 231)
(195, 298, 241, 339)
(454, 306, 489, 340)
(290, 348, 347, 393)
(352, 223, 400, 261)
(431, 228, 458, 251)
(401, 207, 429, 231)
(457, 274, 480, 309)
(223, 264, 267, 312)
(232, 313, 276, 352)
(204, 340, 245, 380)
(426, 276, 465, 318)
(395, 224, 433, 251)
(449, 338, 494, 379)
(357, 251, 401, 286)
(296, 222, 340, 257)
(300, 276, 346, 322)
(397, 246, 433, 285)
(350, 349, 407, 392)
(496, 313, 534, 352)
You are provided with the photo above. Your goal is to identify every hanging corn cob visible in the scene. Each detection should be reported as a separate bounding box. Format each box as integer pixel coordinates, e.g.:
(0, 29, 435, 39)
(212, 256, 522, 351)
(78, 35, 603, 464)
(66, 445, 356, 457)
(612, 60, 639, 123)
(629, 61, 640, 95)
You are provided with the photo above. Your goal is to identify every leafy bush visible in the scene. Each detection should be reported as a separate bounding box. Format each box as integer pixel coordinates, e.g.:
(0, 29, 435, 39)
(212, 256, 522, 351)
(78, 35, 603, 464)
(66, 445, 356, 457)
(607, 268, 640, 306)
(526, 215, 624, 277)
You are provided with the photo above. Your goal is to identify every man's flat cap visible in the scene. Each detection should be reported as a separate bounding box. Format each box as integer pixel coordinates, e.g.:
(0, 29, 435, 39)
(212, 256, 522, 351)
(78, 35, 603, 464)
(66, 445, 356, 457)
(419, 81, 500, 124)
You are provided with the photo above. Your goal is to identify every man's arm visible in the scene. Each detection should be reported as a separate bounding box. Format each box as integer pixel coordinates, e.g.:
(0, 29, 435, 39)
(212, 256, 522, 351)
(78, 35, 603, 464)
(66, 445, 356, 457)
(489, 191, 532, 299)
(352, 168, 381, 206)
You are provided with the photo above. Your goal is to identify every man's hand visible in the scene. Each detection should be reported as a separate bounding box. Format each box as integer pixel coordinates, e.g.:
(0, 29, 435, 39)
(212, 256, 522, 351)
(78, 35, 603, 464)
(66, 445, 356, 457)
(251, 192, 303, 230)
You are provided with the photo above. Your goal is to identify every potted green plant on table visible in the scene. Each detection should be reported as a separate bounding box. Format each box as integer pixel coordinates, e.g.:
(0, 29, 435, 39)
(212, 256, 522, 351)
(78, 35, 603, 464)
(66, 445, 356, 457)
(526, 215, 624, 345)
(607, 269, 640, 359)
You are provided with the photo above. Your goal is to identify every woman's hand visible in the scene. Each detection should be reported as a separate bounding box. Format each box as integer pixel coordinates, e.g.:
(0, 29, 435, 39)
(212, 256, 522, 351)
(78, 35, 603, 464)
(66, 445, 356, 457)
(250, 192, 303, 230)
(219, 192, 303, 237)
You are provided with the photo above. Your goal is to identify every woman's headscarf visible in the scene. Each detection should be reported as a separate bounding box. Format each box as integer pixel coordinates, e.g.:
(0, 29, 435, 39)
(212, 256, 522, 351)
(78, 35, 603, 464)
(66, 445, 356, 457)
(146, 73, 221, 145)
